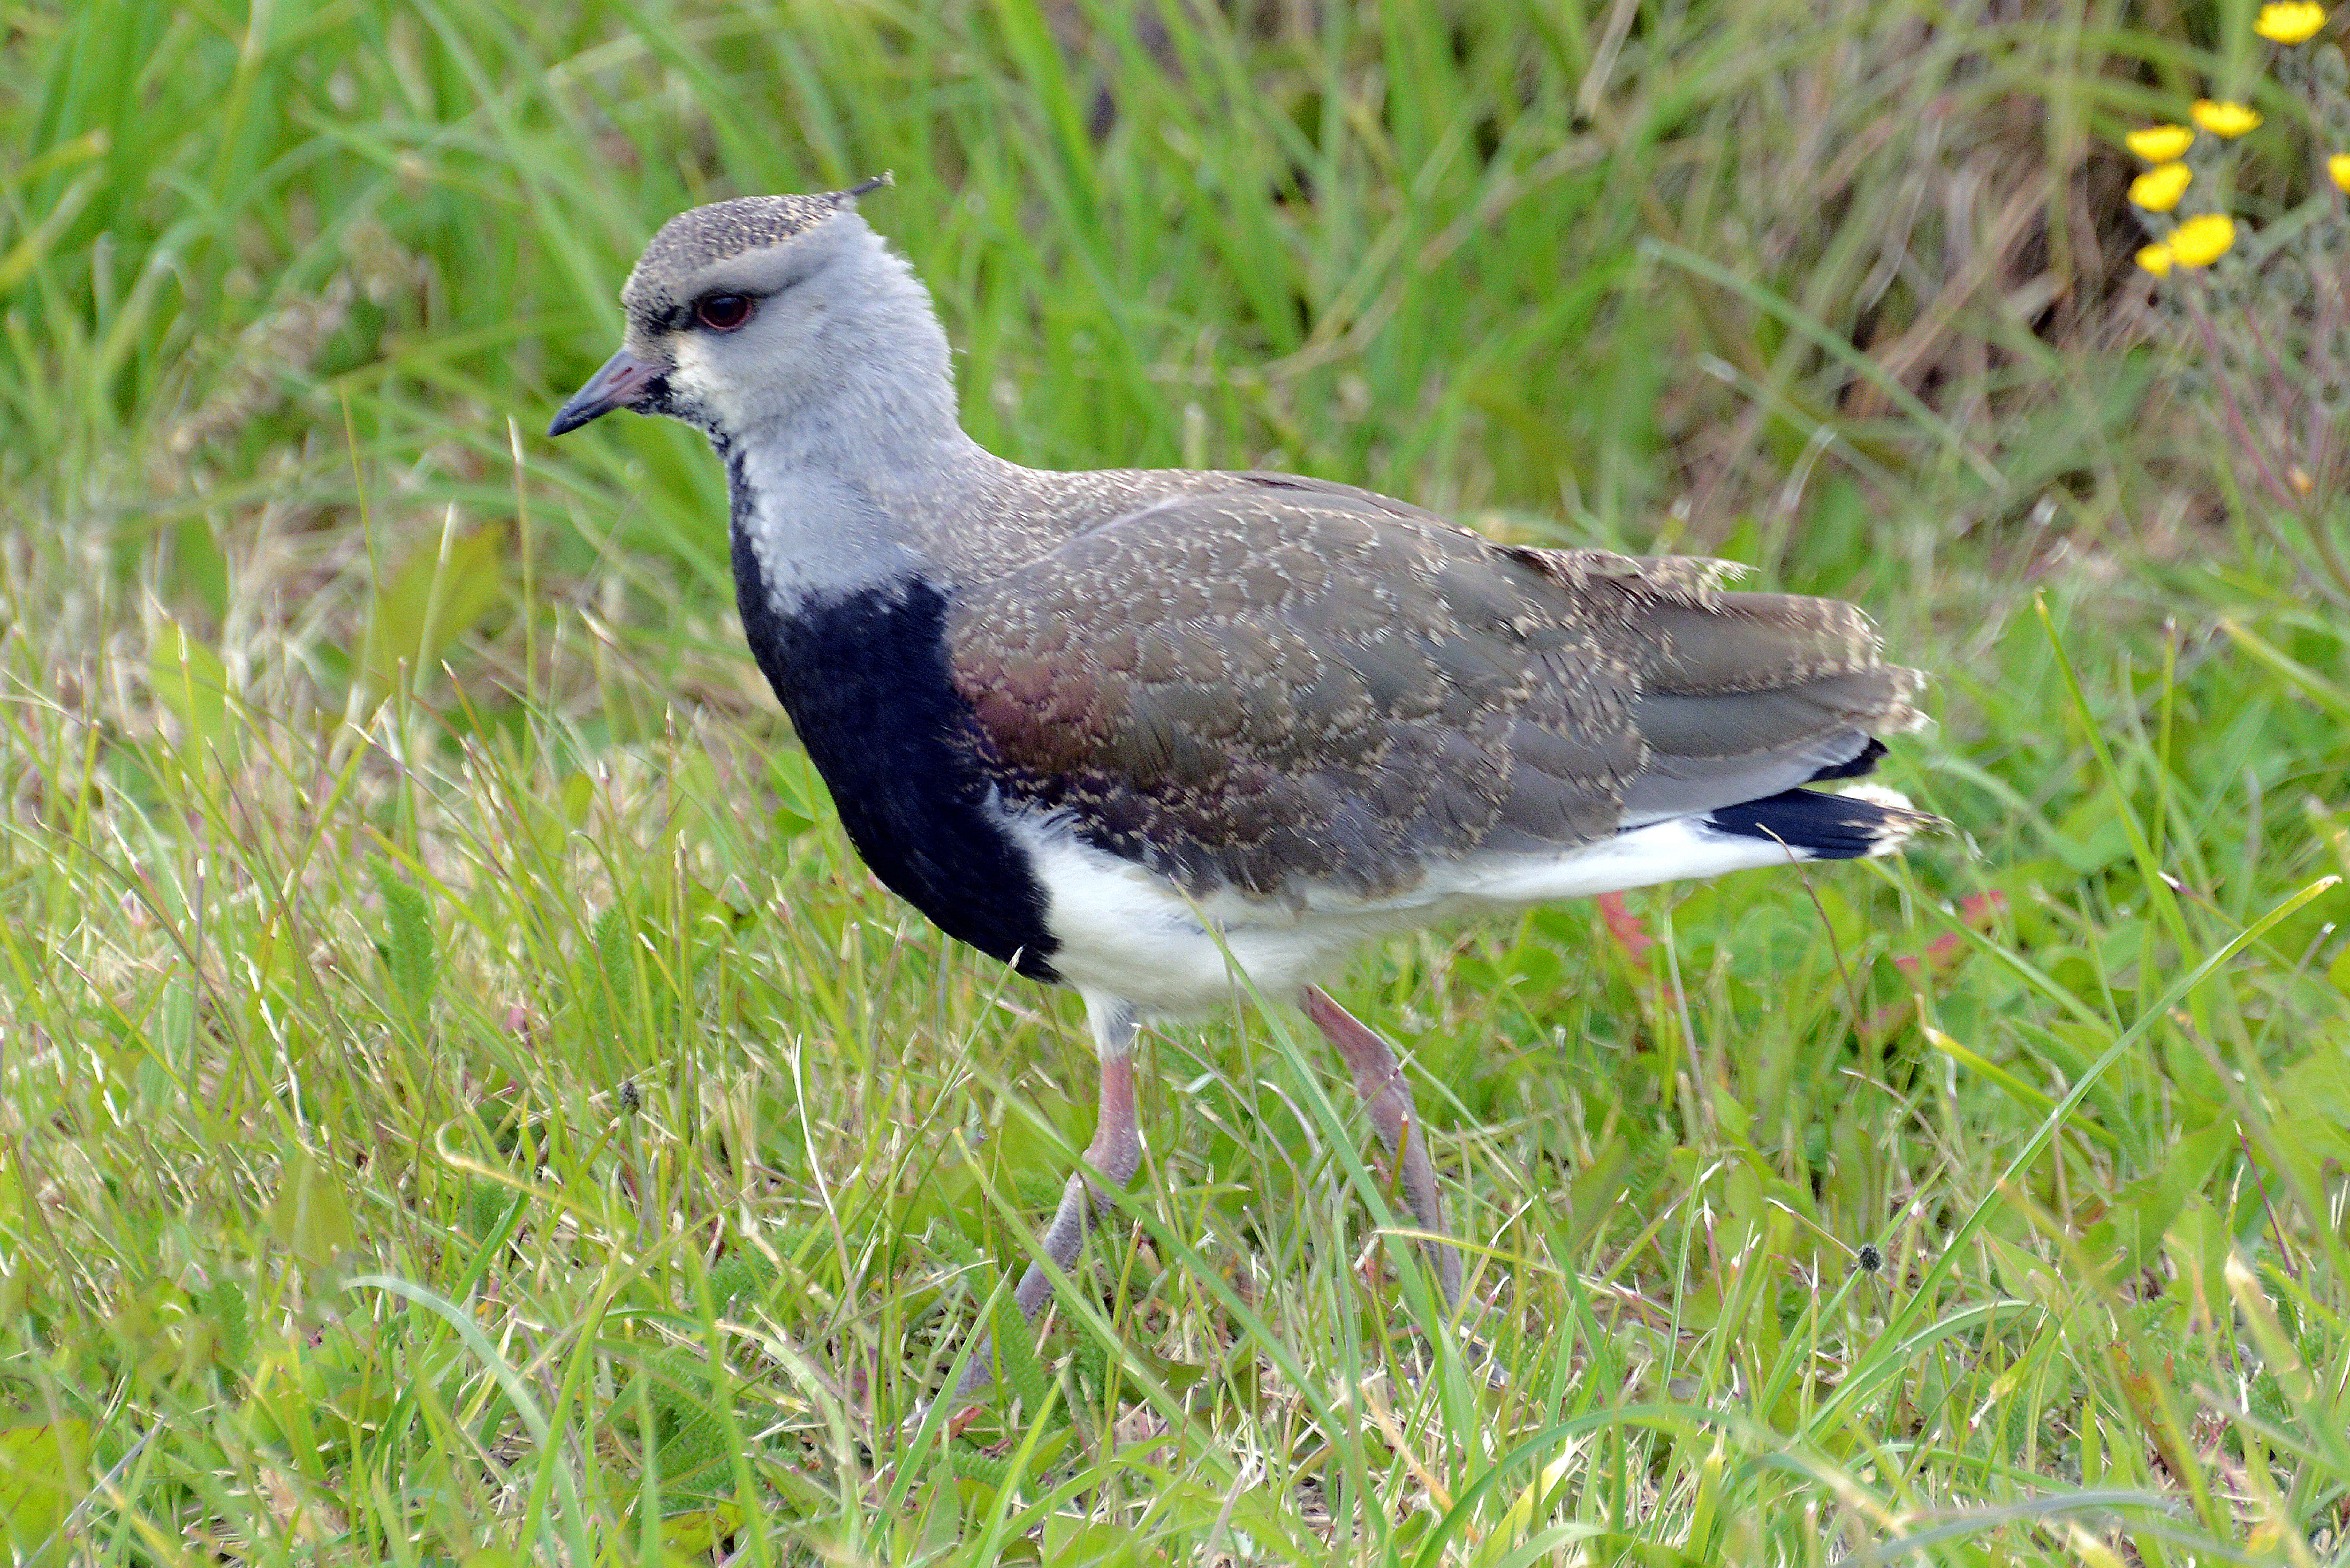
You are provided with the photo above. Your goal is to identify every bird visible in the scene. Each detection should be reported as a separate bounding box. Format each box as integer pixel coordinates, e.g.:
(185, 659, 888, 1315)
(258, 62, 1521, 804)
(549, 177, 1931, 1407)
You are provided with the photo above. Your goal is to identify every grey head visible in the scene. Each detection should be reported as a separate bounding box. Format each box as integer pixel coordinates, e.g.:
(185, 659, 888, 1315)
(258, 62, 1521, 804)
(546, 174, 954, 446)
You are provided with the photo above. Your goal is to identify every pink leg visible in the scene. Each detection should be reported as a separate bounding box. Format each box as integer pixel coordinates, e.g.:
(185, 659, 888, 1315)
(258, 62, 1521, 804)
(1301, 985, 1463, 1308)
(945, 998, 1141, 1405)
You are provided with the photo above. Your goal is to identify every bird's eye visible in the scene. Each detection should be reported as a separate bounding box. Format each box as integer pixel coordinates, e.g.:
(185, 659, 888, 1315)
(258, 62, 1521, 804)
(694, 293, 755, 332)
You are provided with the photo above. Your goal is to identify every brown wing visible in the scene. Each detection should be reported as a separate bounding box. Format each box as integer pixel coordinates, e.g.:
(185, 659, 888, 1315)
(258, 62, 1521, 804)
(948, 486, 1920, 901)
(1498, 544, 1925, 826)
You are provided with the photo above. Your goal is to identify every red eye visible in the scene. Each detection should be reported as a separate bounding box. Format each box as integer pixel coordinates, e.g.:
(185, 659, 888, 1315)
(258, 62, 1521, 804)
(694, 293, 754, 331)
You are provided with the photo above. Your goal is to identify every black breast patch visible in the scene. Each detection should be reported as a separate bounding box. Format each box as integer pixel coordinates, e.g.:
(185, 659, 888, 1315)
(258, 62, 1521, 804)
(731, 525, 1061, 983)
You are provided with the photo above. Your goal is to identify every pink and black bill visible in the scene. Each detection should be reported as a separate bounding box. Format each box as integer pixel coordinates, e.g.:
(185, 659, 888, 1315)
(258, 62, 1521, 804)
(547, 348, 665, 438)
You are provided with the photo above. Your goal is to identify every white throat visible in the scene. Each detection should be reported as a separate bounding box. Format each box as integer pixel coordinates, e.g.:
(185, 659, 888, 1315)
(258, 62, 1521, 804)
(702, 222, 995, 609)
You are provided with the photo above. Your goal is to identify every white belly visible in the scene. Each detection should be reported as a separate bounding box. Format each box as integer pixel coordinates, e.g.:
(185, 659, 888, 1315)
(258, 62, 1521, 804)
(1003, 811, 1832, 1019)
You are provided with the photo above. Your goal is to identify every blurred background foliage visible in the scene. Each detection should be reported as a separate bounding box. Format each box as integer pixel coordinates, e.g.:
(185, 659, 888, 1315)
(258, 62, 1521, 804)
(5, 0, 2236, 650)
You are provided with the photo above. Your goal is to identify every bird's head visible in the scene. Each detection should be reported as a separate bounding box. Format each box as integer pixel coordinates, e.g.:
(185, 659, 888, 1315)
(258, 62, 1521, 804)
(547, 175, 901, 442)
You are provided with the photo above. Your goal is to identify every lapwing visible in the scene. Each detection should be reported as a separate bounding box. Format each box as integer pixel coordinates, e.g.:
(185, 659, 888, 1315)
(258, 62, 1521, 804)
(550, 180, 1931, 1406)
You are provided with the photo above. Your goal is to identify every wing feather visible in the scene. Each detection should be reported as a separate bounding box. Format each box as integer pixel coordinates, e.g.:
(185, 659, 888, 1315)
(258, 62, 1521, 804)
(950, 487, 1922, 899)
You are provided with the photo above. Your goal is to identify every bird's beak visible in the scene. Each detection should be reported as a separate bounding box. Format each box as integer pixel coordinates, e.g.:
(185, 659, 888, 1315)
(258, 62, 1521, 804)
(547, 347, 665, 437)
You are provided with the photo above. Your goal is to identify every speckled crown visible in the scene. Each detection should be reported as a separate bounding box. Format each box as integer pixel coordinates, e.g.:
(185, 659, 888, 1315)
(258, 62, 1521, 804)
(619, 177, 889, 320)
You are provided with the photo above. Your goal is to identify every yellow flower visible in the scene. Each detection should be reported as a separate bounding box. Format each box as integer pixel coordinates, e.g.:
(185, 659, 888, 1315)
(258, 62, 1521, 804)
(2128, 163, 2192, 211)
(2192, 99, 2263, 137)
(2255, 2, 2327, 41)
(2136, 243, 2175, 277)
(2125, 124, 2195, 162)
(2331, 152, 2350, 191)
(2170, 212, 2237, 266)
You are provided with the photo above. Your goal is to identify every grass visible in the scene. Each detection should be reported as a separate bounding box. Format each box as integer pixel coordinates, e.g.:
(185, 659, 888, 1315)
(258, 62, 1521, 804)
(5, 0, 2350, 1561)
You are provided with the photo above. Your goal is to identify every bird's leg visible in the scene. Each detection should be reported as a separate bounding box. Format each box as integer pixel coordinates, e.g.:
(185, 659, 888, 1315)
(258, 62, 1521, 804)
(944, 994, 1141, 1406)
(1300, 984, 1463, 1310)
